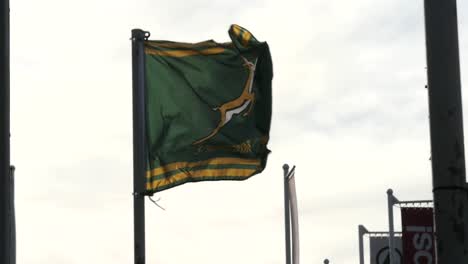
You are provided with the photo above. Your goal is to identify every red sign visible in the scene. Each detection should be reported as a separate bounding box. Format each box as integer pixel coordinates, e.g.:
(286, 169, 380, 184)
(401, 207, 435, 264)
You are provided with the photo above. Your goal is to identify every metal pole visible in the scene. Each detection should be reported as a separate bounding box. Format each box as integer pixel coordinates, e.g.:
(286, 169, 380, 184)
(9, 166, 15, 264)
(132, 28, 148, 264)
(424, 0, 468, 262)
(387, 189, 396, 264)
(283, 164, 291, 264)
(358, 225, 368, 264)
(0, 0, 11, 262)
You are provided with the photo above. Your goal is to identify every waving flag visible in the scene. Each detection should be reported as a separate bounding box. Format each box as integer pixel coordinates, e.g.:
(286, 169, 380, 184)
(143, 25, 273, 193)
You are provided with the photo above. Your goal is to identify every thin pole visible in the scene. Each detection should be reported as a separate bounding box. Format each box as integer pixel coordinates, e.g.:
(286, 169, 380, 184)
(283, 164, 291, 264)
(386, 189, 395, 264)
(132, 29, 147, 264)
(9, 166, 15, 264)
(0, 0, 11, 262)
(358, 225, 367, 264)
(424, 0, 468, 262)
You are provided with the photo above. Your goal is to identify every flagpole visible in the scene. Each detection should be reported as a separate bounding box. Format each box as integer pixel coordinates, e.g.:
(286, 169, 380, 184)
(132, 28, 148, 264)
(358, 225, 368, 264)
(9, 166, 15, 264)
(386, 189, 396, 264)
(283, 164, 291, 264)
(424, 0, 468, 262)
(0, 0, 12, 262)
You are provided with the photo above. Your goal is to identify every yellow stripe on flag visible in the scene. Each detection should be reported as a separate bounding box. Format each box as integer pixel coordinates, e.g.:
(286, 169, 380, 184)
(146, 168, 257, 191)
(242, 31, 252, 46)
(145, 41, 218, 49)
(146, 157, 261, 178)
(232, 25, 241, 37)
(144, 47, 225, 57)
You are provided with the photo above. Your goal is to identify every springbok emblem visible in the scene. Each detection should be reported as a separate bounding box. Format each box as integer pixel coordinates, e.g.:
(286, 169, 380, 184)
(193, 56, 257, 145)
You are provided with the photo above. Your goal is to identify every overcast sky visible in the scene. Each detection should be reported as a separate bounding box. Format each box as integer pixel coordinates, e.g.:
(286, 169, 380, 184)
(8, 0, 468, 263)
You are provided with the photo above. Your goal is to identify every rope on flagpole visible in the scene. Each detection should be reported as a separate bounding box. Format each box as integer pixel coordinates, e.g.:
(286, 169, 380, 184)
(148, 196, 165, 211)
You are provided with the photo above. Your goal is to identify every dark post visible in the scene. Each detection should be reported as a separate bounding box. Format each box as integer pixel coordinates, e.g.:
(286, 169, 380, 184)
(0, 0, 12, 263)
(283, 164, 291, 264)
(358, 225, 368, 264)
(9, 166, 15, 264)
(424, 0, 468, 262)
(132, 29, 148, 264)
(386, 189, 395, 264)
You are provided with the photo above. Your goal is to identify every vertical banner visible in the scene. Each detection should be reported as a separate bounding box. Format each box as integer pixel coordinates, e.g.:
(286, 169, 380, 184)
(369, 236, 402, 264)
(288, 170, 299, 264)
(401, 207, 435, 264)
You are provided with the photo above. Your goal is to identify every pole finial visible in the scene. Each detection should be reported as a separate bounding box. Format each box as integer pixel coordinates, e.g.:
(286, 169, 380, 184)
(131, 29, 150, 41)
(358, 224, 368, 235)
(283, 164, 289, 173)
(324, 259, 330, 264)
(387, 188, 393, 195)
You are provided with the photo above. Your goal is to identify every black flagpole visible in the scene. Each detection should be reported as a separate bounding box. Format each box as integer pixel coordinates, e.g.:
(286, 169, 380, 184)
(1, 0, 13, 262)
(9, 166, 15, 264)
(132, 28, 148, 264)
(424, 0, 468, 262)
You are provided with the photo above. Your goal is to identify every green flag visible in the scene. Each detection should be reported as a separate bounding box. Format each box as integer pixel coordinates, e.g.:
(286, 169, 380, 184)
(143, 24, 273, 193)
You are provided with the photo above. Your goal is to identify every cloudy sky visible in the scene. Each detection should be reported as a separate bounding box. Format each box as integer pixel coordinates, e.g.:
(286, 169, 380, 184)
(8, 0, 468, 263)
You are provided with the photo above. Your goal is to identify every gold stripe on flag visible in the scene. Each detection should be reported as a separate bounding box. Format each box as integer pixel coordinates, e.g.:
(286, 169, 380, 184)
(146, 168, 257, 190)
(146, 157, 261, 178)
(144, 47, 225, 57)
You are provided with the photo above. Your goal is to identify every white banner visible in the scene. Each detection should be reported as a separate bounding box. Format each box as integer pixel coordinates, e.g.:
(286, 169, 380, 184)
(288, 171, 299, 264)
(369, 236, 402, 264)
